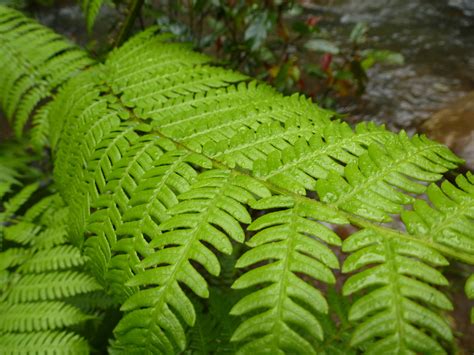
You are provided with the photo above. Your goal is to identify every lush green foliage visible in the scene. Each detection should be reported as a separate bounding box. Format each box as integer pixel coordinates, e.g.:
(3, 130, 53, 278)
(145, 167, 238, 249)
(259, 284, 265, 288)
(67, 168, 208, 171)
(0, 5, 473, 354)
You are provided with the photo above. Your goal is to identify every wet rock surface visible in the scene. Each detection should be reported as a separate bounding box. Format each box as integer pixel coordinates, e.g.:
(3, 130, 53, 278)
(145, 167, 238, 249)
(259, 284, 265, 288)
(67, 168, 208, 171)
(309, 0, 474, 132)
(420, 92, 474, 170)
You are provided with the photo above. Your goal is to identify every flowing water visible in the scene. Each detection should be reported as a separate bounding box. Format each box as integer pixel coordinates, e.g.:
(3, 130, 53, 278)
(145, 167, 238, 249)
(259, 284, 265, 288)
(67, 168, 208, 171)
(306, 0, 474, 132)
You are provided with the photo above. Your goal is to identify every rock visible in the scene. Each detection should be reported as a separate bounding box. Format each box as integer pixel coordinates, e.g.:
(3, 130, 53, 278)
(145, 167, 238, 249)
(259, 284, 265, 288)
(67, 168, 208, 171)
(420, 91, 474, 171)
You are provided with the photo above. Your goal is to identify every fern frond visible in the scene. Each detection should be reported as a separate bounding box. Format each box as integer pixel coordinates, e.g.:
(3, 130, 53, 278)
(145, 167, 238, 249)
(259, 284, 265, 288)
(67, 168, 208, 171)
(54, 96, 134, 244)
(146, 84, 333, 152)
(2, 10, 472, 353)
(105, 34, 246, 113)
(0, 143, 38, 201)
(4, 221, 41, 245)
(17, 245, 86, 273)
(252, 122, 392, 194)
(0, 185, 103, 354)
(315, 132, 462, 222)
(6, 271, 102, 303)
(106, 32, 210, 94)
(0, 301, 93, 332)
(185, 287, 241, 354)
(230, 195, 346, 354)
(342, 228, 453, 353)
(93, 145, 210, 304)
(402, 172, 474, 256)
(0, 331, 89, 355)
(81, 0, 103, 33)
(0, 5, 92, 137)
(84, 134, 174, 271)
(0, 248, 31, 270)
(204, 114, 324, 169)
(85, 134, 171, 298)
(32, 225, 69, 250)
(112, 170, 269, 353)
(48, 71, 103, 150)
(31, 101, 52, 150)
(0, 183, 38, 229)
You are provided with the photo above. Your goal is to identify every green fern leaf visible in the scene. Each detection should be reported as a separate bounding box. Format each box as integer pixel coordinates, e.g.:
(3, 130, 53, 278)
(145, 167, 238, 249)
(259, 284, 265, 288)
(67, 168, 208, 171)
(4, 221, 41, 246)
(0, 331, 89, 355)
(0, 301, 93, 332)
(113, 170, 269, 352)
(17, 245, 86, 273)
(402, 172, 474, 256)
(81, 0, 103, 32)
(0, 183, 39, 229)
(342, 228, 453, 353)
(252, 122, 392, 194)
(6, 271, 102, 303)
(0, 184, 103, 354)
(31, 101, 52, 150)
(230, 195, 345, 354)
(316, 132, 462, 222)
(0, 248, 32, 270)
(0, 5, 92, 137)
(85, 134, 170, 298)
(2, 10, 472, 353)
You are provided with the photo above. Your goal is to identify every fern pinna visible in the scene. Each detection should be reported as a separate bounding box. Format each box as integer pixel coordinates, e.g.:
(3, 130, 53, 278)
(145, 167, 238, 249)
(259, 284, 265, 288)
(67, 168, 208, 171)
(0, 5, 473, 354)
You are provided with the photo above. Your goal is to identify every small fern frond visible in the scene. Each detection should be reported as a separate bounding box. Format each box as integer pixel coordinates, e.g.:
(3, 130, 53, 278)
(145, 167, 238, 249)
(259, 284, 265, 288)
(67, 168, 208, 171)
(0, 331, 90, 355)
(150, 85, 332, 152)
(17, 245, 86, 273)
(316, 132, 462, 222)
(252, 122, 391, 195)
(402, 172, 474, 256)
(0, 5, 92, 137)
(230, 195, 346, 354)
(48, 71, 103, 150)
(112, 170, 269, 353)
(85, 138, 202, 298)
(4, 221, 41, 246)
(0, 301, 93, 332)
(342, 228, 453, 353)
(85, 135, 171, 299)
(6, 270, 102, 303)
(185, 287, 241, 354)
(81, 0, 104, 33)
(0, 183, 38, 230)
(0, 184, 103, 354)
(31, 101, 52, 150)
(0, 248, 32, 270)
